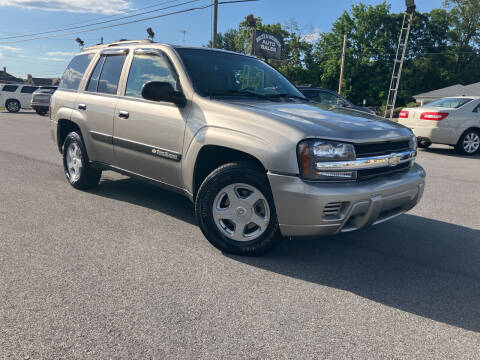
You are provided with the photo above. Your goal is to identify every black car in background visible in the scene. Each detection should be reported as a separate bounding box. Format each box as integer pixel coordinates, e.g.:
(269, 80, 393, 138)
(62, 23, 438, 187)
(31, 86, 57, 116)
(297, 86, 375, 115)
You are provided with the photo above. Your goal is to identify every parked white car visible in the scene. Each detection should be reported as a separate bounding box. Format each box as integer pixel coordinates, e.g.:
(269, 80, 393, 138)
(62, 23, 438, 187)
(0, 83, 39, 113)
(399, 96, 480, 155)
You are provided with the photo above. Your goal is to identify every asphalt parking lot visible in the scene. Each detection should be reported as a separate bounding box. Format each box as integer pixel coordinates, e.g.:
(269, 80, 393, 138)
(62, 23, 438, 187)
(1, 110, 479, 359)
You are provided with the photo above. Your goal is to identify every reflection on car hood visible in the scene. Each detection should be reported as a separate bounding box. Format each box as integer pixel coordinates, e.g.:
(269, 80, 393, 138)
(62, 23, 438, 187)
(228, 100, 412, 142)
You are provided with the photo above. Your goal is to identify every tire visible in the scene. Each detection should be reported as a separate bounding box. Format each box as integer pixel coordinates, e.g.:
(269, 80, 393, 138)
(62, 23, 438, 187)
(417, 142, 431, 149)
(195, 161, 282, 255)
(5, 99, 20, 113)
(62, 131, 102, 190)
(455, 129, 480, 155)
(35, 109, 48, 116)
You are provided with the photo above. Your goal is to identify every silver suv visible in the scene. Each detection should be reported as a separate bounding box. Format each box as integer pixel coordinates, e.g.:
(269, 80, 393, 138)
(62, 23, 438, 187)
(51, 40, 425, 255)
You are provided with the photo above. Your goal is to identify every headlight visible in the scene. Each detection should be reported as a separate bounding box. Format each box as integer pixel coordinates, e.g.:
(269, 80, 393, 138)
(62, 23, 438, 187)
(298, 139, 356, 181)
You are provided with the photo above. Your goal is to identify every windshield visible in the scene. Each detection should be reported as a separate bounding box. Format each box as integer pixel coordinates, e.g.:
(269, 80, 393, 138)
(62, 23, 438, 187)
(427, 97, 473, 109)
(176, 48, 304, 99)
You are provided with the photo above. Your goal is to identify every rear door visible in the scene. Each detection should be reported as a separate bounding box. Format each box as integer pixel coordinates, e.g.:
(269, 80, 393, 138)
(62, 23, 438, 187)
(113, 48, 186, 186)
(75, 49, 128, 165)
(19, 85, 38, 108)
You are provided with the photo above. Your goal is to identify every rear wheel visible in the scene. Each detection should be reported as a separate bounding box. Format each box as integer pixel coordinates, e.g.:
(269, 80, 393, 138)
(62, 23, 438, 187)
(5, 99, 20, 113)
(455, 129, 480, 155)
(195, 162, 282, 255)
(62, 131, 102, 189)
(35, 109, 48, 116)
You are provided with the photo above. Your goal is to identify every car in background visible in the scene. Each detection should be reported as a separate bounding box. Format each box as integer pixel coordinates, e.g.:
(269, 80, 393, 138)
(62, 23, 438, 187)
(31, 86, 57, 116)
(297, 86, 375, 115)
(0, 83, 38, 113)
(398, 97, 480, 155)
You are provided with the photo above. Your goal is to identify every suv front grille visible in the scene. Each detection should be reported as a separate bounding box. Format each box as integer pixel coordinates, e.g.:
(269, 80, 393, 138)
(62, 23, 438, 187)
(354, 140, 410, 157)
(354, 140, 412, 180)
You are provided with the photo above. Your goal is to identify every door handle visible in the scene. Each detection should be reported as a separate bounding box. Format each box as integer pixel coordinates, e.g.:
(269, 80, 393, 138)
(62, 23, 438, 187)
(78, 103, 87, 110)
(118, 110, 129, 119)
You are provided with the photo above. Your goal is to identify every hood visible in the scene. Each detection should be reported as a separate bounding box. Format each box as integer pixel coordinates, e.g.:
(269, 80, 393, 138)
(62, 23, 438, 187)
(228, 100, 412, 142)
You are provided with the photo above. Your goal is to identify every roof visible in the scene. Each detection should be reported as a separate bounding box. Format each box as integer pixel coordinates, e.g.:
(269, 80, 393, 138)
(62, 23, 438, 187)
(0, 71, 23, 84)
(414, 82, 480, 99)
(83, 39, 153, 51)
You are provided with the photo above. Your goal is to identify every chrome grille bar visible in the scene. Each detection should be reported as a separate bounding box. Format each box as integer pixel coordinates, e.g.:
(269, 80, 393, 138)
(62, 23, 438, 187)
(315, 150, 416, 171)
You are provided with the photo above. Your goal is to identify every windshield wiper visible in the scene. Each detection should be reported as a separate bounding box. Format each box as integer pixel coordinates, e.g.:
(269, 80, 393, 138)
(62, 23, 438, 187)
(208, 89, 277, 101)
(265, 93, 310, 101)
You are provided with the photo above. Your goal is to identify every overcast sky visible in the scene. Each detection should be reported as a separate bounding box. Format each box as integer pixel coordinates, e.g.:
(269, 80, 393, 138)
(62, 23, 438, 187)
(0, 0, 443, 79)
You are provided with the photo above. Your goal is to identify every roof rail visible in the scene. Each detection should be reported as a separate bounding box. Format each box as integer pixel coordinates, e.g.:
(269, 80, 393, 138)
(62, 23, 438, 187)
(83, 39, 153, 51)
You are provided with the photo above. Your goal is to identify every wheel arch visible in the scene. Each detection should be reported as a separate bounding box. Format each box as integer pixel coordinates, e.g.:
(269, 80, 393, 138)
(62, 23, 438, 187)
(57, 119, 83, 153)
(455, 126, 480, 145)
(184, 127, 275, 199)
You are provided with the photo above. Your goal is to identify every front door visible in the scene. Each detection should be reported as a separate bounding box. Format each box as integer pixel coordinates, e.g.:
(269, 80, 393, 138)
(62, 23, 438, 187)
(113, 49, 187, 187)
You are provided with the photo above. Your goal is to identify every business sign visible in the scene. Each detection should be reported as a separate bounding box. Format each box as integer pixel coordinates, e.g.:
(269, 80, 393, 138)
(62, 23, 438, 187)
(254, 30, 282, 60)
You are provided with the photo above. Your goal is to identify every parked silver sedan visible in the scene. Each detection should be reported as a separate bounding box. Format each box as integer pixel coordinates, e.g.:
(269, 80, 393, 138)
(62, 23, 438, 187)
(399, 97, 480, 155)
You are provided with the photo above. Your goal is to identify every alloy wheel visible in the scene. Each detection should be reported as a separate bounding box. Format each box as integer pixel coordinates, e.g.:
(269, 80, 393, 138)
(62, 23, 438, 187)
(66, 142, 83, 182)
(463, 132, 480, 154)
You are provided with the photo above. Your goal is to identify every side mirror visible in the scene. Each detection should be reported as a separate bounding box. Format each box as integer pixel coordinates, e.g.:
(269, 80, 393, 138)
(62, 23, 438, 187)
(141, 81, 186, 107)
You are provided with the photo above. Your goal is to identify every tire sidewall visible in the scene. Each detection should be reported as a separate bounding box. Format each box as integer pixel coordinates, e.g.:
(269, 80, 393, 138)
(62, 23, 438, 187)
(196, 162, 281, 255)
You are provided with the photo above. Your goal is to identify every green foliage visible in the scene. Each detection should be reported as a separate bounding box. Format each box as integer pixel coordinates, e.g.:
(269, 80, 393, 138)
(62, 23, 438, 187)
(210, 2, 480, 106)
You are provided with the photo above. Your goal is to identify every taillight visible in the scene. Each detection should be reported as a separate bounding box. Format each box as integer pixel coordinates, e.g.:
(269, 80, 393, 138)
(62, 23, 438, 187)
(420, 112, 449, 121)
(399, 110, 409, 118)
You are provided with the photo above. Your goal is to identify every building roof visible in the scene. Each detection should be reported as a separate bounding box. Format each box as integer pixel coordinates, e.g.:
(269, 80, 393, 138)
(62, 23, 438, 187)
(0, 71, 23, 84)
(414, 82, 480, 100)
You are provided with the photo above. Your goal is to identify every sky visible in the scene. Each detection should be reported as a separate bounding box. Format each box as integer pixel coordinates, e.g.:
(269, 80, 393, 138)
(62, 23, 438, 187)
(0, 0, 444, 79)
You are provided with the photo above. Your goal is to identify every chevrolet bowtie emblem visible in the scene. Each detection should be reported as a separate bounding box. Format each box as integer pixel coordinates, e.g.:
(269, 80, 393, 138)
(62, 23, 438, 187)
(388, 155, 401, 167)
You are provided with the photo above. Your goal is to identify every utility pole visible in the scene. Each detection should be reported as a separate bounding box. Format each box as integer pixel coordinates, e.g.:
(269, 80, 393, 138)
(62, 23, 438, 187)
(212, 0, 218, 48)
(247, 14, 256, 55)
(180, 30, 188, 45)
(100, 36, 103, 44)
(338, 34, 347, 95)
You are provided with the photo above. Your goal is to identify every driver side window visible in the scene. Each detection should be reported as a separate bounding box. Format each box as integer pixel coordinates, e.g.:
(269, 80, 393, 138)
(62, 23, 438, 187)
(125, 54, 177, 98)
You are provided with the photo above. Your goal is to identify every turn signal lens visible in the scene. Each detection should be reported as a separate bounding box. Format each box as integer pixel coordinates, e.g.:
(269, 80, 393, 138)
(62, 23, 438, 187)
(420, 112, 449, 121)
(399, 110, 409, 118)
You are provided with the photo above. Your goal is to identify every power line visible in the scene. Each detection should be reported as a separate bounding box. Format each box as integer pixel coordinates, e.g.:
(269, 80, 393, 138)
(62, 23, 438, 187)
(0, 0, 257, 45)
(0, 0, 205, 40)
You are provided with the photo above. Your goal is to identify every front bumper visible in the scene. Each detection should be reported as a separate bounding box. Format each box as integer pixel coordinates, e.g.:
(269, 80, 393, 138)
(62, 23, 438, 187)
(268, 163, 425, 237)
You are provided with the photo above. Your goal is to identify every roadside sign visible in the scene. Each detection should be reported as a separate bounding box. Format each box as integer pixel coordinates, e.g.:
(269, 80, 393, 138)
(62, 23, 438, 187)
(254, 30, 282, 60)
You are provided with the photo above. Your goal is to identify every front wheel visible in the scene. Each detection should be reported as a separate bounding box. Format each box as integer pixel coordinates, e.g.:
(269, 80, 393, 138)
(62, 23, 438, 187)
(195, 162, 282, 255)
(62, 131, 102, 190)
(455, 129, 480, 155)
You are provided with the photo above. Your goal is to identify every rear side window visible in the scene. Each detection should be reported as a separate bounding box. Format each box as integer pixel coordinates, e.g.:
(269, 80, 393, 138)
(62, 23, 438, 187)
(59, 53, 94, 91)
(86, 56, 105, 92)
(97, 55, 126, 94)
(2, 85, 18, 92)
(20, 86, 38, 94)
